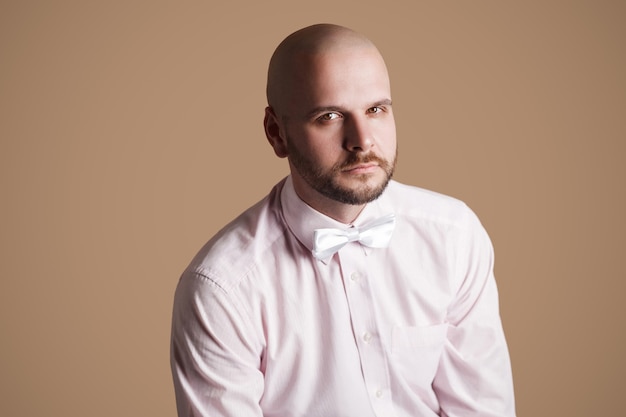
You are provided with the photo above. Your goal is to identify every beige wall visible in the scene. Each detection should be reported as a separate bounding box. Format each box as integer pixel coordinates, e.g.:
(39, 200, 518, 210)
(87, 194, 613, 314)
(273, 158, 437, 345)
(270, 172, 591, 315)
(1, 1, 624, 416)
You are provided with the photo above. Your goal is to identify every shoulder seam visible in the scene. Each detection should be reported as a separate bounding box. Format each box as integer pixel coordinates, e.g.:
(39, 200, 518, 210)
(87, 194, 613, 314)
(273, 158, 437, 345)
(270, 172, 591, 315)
(190, 269, 227, 293)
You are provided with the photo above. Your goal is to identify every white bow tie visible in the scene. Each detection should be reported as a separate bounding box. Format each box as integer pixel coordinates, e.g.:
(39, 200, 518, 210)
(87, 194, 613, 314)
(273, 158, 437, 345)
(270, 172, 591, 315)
(312, 213, 396, 260)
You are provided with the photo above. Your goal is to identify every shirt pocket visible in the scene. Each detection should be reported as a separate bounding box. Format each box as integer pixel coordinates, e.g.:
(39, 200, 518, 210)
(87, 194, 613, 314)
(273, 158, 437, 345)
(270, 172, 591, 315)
(390, 323, 448, 388)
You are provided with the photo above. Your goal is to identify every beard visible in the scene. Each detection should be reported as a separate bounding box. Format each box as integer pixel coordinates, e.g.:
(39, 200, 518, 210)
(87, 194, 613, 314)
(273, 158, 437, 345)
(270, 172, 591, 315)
(287, 140, 397, 205)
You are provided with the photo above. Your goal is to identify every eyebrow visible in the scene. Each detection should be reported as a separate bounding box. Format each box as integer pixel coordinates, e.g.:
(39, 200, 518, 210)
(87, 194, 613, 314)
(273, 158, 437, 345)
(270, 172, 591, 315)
(306, 99, 393, 119)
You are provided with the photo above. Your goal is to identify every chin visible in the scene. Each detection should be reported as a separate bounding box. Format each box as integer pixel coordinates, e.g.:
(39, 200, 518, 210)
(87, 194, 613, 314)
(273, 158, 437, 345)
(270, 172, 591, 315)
(329, 176, 390, 205)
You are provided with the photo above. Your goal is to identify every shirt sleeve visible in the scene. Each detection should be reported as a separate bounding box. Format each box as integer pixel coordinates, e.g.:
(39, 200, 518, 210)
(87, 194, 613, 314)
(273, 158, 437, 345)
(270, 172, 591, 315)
(433, 208, 516, 417)
(170, 271, 265, 417)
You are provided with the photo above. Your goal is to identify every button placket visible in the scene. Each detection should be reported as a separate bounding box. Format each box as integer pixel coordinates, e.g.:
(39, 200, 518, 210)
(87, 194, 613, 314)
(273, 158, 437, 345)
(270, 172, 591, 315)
(337, 243, 393, 416)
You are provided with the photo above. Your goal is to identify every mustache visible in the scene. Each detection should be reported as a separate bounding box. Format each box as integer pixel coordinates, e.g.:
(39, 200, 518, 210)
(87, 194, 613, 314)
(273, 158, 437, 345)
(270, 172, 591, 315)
(338, 152, 388, 170)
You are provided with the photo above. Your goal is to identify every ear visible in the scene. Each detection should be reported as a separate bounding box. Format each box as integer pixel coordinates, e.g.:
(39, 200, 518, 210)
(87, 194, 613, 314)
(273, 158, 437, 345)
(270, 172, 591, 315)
(263, 106, 289, 158)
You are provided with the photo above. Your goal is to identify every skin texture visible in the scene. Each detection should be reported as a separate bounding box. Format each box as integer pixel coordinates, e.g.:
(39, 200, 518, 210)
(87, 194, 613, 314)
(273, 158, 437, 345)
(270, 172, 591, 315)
(264, 24, 397, 224)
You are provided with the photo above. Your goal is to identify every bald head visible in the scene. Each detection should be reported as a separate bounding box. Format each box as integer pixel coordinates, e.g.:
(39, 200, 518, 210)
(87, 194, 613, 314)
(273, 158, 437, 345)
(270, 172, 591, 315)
(266, 24, 386, 116)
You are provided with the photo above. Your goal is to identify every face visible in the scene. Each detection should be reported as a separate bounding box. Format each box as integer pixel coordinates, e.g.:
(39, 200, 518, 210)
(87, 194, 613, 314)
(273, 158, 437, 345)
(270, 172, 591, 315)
(286, 133, 396, 205)
(271, 46, 397, 208)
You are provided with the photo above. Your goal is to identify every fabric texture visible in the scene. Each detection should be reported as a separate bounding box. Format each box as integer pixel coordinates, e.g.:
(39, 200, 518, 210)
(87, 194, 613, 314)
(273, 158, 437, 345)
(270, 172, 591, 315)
(170, 176, 516, 417)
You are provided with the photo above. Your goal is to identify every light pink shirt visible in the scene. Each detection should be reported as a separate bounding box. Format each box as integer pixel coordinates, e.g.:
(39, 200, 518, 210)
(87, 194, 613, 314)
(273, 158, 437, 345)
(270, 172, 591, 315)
(170, 176, 516, 417)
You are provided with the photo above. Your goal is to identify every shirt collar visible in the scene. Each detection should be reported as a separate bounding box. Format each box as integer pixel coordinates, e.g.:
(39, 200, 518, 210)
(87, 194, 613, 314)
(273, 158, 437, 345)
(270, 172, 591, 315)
(280, 175, 395, 261)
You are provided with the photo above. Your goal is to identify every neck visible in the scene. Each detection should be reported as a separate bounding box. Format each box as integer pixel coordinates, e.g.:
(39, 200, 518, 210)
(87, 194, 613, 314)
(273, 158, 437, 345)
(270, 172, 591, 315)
(309, 199, 366, 225)
(290, 177, 366, 224)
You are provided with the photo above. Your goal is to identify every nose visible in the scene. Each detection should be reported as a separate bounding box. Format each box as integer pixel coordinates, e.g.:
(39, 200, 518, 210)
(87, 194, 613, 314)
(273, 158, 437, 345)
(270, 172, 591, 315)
(344, 116, 374, 152)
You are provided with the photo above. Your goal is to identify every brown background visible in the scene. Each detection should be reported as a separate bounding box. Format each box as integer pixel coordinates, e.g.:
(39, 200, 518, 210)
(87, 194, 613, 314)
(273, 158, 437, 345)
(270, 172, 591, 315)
(1, 1, 624, 416)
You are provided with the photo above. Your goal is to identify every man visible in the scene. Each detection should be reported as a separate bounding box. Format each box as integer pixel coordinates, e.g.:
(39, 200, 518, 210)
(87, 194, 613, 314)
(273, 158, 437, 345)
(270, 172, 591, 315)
(170, 23, 516, 416)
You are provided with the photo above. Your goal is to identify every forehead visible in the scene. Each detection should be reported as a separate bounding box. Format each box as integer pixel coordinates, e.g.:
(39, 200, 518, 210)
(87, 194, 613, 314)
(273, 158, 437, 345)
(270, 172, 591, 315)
(288, 48, 391, 112)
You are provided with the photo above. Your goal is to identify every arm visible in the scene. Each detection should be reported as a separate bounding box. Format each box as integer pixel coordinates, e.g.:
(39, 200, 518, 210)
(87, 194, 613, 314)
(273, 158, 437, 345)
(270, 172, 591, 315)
(170, 271, 265, 417)
(433, 211, 516, 416)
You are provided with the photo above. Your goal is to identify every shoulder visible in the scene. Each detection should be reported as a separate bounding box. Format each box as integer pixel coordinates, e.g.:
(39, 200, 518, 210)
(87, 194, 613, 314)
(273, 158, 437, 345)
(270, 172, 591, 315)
(384, 180, 481, 230)
(182, 180, 289, 293)
(384, 181, 495, 292)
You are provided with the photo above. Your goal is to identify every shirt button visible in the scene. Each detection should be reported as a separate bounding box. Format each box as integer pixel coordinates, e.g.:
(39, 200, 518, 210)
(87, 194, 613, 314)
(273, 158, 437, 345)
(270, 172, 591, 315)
(375, 389, 384, 398)
(362, 332, 372, 343)
(350, 271, 360, 281)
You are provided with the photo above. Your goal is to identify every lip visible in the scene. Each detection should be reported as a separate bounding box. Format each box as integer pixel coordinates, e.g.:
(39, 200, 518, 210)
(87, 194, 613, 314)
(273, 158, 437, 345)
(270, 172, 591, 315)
(343, 163, 379, 174)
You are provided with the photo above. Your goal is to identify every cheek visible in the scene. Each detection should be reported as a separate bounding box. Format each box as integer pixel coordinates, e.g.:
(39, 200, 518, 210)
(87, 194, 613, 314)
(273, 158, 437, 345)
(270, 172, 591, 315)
(296, 127, 343, 154)
(378, 123, 397, 153)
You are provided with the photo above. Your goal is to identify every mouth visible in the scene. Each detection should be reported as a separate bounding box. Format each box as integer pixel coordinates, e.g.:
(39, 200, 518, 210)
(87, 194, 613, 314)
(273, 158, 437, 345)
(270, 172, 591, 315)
(342, 163, 379, 174)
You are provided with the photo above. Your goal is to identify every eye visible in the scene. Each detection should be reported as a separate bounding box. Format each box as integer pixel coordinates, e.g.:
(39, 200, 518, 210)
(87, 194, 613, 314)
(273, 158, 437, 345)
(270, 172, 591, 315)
(317, 112, 341, 122)
(367, 106, 383, 114)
